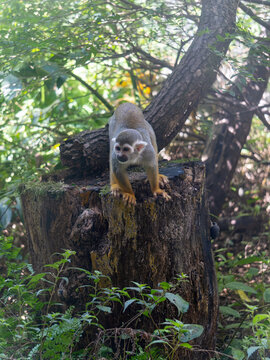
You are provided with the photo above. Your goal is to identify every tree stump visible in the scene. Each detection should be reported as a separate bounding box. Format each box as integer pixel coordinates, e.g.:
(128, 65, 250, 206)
(21, 161, 218, 359)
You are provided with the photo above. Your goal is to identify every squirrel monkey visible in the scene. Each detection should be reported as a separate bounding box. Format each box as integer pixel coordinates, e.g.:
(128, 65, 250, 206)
(109, 102, 171, 205)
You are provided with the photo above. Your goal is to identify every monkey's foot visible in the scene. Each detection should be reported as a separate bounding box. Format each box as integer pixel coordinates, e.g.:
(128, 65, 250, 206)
(153, 188, 171, 201)
(122, 192, 136, 205)
(159, 174, 169, 187)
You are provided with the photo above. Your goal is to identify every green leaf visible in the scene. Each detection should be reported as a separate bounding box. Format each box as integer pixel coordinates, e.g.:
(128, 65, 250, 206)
(216, 34, 225, 42)
(0, 354, 9, 359)
(247, 346, 260, 359)
(165, 292, 189, 315)
(96, 305, 111, 313)
(98, 345, 114, 357)
(0, 202, 12, 229)
(123, 299, 137, 312)
(263, 288, 270, 303)
(219, 306, 241, 318)
(232, 348, 245, 360)
(180, 324, 204, 342)
(56, 75, 67, 88)
(234, 256, 262, 266)
(253, 314, 269, 324)
(225, 282, 257, 294)
(147, 339, 169, 347)
(163, 319, 183, 328)
(158, 281, 171, 290)
(224, 323, 241, 330)
(180, 343, 193, 349)
(1, 74, 22, 100)
(28, 273, 47, 285)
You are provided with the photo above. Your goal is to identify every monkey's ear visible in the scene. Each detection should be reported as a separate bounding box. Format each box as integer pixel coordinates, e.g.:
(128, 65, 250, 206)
(111, 137, 116, 143)
(134, 141, 147, 153)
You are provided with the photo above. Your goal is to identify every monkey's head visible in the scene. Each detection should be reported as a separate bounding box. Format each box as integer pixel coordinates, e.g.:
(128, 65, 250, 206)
(112, 129, 147, 164)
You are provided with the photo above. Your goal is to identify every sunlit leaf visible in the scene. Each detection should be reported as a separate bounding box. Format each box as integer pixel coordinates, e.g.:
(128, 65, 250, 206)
(1, 74, 22, 100)
(252, 314, 269, 324)
(237, 290, 252, 302)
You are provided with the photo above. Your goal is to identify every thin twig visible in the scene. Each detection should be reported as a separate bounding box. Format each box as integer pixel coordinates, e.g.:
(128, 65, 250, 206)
(255, 109, 270, 130)
(68, 71, 113, 112)
(133, 46, 173, 70)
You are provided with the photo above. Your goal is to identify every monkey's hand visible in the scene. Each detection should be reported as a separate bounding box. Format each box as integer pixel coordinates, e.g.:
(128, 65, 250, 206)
(144, 174, 169, 186)
(111, 184, 136, 205)
(122, 192, 136, 205)
(158, 174, 169, 187)
(111, 183, 121, 198)
(153, 188, 171, 201)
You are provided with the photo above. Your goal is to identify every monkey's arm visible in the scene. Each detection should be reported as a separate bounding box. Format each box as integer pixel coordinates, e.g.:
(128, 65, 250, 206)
(110, 160, 136, 205)
(144, 158, 171, 201)
(144, 122, 169, 188)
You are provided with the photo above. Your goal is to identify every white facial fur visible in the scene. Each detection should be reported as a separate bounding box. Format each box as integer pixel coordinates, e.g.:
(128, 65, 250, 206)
(114, 143, 133, 154)
(114, 140, 147, 164)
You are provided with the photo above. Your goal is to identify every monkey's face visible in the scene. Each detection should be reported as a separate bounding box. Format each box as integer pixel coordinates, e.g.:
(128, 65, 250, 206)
(113, 140, 147, 164)
(114, 143, 133, 163)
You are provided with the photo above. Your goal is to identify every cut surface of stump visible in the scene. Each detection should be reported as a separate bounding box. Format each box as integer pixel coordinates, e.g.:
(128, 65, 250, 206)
(21, 161, 218, 359)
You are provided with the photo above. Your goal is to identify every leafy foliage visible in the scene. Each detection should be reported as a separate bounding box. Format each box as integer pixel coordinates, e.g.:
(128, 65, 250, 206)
(0, 0, 200, 201)
(0, 236, 204, 359)
(215, 246, 270, 360)
(0, 1, 269, 359)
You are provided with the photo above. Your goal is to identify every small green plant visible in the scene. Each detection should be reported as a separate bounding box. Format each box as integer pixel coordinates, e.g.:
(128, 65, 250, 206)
(215, 248, 270, 360)
(0, 236, 204, 359)
(99, 185, 111, 196)
(116, 275, 203, 359)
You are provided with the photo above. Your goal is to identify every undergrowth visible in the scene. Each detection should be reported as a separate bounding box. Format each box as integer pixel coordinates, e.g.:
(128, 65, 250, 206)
(1, 233, 269, 360)
(214, 237, 270, 360)
(0, 235, 203, 360)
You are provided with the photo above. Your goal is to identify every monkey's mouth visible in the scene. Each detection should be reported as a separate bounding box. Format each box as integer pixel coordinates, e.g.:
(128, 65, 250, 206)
(117, 155, 128, 163)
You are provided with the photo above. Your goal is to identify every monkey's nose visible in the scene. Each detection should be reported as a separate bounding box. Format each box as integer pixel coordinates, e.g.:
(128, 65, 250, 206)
(117, 155, 128, 163)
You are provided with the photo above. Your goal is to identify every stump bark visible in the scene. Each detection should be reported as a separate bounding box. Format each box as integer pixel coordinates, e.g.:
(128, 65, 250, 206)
(21, 162, 218, 359)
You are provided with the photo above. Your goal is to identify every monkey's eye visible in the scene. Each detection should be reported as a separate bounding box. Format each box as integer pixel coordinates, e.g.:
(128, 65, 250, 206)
(123, 147, 130, 152)
(115, 146, 121, 151)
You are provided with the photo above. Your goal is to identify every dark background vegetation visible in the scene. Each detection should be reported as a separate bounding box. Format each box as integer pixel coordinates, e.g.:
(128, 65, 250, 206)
(0, 0, 269, 359)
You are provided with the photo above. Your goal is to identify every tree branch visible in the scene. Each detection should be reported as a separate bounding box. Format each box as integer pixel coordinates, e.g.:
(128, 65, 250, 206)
(239, 3, 270, 30)
(243, 0, 270, 5)
(118, 0, 177, 19)
(60, 0, 240, 175)
(203, 40, 269, 215)
(133, 46, 174, 70)
(174, 37, 194, 68)
(255, 109, 270, 130)
(68, 71, 114, 112)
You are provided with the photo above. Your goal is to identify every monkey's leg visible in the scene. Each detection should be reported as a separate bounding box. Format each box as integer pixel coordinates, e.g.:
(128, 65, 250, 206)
(111, 171, 136, 205)
(146, 165, 171, 201)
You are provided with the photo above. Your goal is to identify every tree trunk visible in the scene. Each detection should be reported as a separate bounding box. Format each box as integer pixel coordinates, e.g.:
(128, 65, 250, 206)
(21, 162, 218, 359)
(203, 48, 270, 216)
(60, 0, 239, 178)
